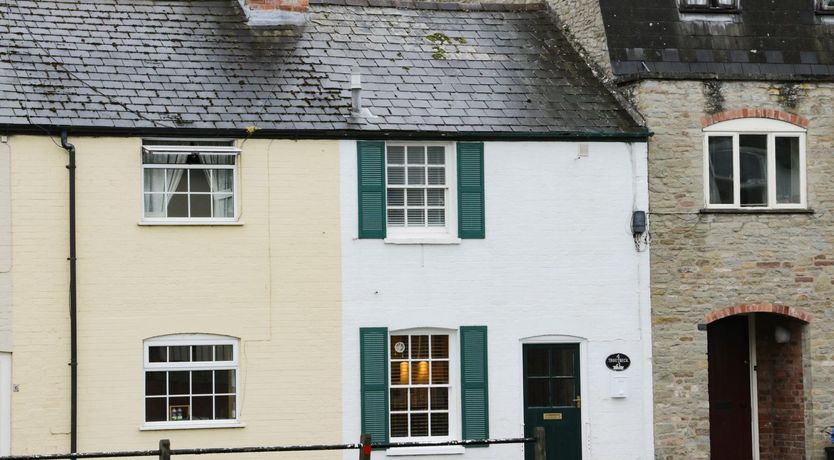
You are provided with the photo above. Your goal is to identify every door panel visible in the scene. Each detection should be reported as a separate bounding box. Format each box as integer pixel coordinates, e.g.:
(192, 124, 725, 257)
(708, 316, 752, 460)
(524, 344, 581, 460)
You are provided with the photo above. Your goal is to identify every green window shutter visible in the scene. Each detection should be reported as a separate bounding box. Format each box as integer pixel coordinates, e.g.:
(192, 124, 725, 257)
(457, 142, 485, 239)
(460, 325, 489, 440)
(360, 327, 389, 443)
(357, 141, 386, 239)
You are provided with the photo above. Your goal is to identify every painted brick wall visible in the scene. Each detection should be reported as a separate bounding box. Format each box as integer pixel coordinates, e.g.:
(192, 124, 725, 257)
(632, 80, 834, 460)
(8, 136, 342, 457)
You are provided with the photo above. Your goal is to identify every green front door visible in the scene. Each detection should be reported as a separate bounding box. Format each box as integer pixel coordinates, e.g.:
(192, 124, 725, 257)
(523, 344, 582, 460)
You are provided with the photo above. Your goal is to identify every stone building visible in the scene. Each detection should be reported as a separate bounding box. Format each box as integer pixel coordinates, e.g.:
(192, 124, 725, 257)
(554, 0, 834, 458)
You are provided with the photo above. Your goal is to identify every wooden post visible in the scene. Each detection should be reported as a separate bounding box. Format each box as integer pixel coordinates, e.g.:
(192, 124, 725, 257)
(534, 427, 546, 460)
(159, 439, 171, 460)
(359, 433, 372, 460)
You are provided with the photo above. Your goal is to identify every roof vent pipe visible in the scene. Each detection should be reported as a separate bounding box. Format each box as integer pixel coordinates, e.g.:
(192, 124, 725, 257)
(347, 71, 377, 122)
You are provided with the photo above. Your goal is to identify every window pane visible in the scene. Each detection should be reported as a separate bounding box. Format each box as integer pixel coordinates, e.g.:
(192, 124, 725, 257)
(431, 336, 448, 359)
(553, 379, 577, 407)
(213, 194, 234, 218)
(410, 388, 428, 410)
(144, 169, 166, 193)
(411, 336, 429, 359)
(170, 346, 190, 362)
(145, 397, 167, 422)
(427, 167, 445, 185)
(145, 372, 167, 396)
(215, 345, 233, 361)
(526, 348, 549, 377)
(426, 189, 444, 206)
(143, 153, 189, 165)
(193, 346, 213, 362)
(212, 169, 233, 193)
(391, 414, 408, 438)
(551, 349, 575, 377)
(775, 137, 800, 204)
(387, 146, 405, 164)
(391, 336, 408, 359)
(407, 167, 426, 185)
(412, 361, 430, 385)
(144, 194, 165, 218)
(190, 170, 211, 193)
(430, 388, 448, 410)
(148, 346, 167, 363)
(171, 170, 189, 193)
(427, 147, 445, 165)
(392, 361, 409, 386)
(410, 413, 429, 437)
(739, 134, 768, 206)
(388, 209, 405, 227)
(407, 146, 425, 164)
(427, 209, 445, 227)
(431, 361, 449, 384)
(167, 194, 189, 218)
(527, 378, 549, 406)
(168, 371, 190, 395)
(214, 395, 235, 419)
(391, 388, 408, 411)
(406, 189, 425, 207)
(387, 167, 405, 185)
(430, 413, 448, 437)
(215, 370, 236, 393)
(407, 209, 425, 226)
(169, 397, 190, 421)
(708, 136, 733, 205)
(192, 370, 213, 394)
(190, 194, 211, 218)
(192, 396, 213, 420)
(387, 189, 404, 207)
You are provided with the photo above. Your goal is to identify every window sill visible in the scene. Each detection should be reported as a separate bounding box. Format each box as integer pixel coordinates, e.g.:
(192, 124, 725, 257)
(138, 220, 244, 226)
(384, 237, 462, 245)
(679, 8, 739, 14)
(700, 208, 814, 215)
(386, 446, 465, 456)
(140, 421, 245, 431)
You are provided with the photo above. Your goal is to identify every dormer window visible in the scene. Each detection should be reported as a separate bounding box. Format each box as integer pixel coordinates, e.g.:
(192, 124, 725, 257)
(680, 0, 738, 11)
(818, 0, 834, 12)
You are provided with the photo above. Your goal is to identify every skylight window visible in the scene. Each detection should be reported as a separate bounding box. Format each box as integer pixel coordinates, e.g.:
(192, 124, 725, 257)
(680, 0, 737, 11)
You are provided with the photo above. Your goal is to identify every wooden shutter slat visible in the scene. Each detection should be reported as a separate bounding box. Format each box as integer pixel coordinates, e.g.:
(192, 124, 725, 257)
(357, 141, 386, 239)
(457, 143, 485, 239)
(360, 327, 389, 443)
(460, 325, 489, 440)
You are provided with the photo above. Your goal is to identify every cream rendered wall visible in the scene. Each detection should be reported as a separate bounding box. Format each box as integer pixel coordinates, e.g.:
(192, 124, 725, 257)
(9, 136, 342, 457)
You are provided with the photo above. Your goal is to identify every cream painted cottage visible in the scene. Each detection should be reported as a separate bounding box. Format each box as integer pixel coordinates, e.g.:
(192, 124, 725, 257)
(0, 0, 654, 459)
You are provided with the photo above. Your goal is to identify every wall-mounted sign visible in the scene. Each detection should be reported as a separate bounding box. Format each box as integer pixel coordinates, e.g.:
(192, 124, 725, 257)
(605, 353, 631, 371)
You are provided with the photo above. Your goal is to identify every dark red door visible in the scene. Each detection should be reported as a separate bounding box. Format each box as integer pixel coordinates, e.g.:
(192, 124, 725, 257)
(708, 315, 753, 460)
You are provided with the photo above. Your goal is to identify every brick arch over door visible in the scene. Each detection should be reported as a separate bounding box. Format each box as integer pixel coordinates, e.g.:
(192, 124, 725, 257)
(700, 109, 810, 128)
(704, 303, 812, 324)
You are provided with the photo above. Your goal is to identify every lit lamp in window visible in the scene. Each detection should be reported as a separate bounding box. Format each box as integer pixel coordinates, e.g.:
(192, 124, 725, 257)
(416, 361, 429, 384)
(399, 362, 409, 385)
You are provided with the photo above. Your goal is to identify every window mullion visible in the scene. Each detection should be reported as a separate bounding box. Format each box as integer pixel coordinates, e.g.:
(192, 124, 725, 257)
(767, 134, 776, 207)
(732, 134, 741, 206)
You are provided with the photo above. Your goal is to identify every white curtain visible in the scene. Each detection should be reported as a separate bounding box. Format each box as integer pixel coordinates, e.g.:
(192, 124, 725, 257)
(200, 155, 234, 218)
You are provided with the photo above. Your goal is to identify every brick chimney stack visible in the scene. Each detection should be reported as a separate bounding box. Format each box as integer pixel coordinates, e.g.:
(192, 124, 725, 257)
(238, 0, 309, 26)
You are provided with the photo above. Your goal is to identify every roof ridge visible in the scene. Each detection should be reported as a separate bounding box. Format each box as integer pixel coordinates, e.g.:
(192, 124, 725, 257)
(309, 0, 546, 12)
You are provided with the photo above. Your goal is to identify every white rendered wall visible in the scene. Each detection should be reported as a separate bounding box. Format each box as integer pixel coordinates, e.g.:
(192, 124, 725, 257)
(340, 140, 653, 459)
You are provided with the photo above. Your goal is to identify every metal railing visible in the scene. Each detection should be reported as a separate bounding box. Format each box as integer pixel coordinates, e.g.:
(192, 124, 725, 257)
(0, 428, 547, 460)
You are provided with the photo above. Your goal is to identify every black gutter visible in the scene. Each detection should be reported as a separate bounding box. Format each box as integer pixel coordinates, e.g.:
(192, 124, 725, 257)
(60, 131, 78, 454)
(1, 125, 652, 142)
(614, 72, 834, 85)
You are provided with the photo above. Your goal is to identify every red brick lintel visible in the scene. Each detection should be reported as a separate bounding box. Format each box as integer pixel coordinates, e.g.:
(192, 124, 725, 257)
(700, 108, 809, 129)
(705, 303, 812, 324)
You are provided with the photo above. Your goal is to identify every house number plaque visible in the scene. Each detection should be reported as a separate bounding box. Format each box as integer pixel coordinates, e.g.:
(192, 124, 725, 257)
(605, 353, 631, 371)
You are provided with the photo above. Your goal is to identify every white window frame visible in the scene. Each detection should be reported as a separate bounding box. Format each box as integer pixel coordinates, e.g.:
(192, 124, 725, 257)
(383, 142, 458, 244)
(703, 118, 807, 209)
(142, 334, 241, 430)
(140, 140, 240, 225)
(680, 0, 738, 9)
(819, 0, 834, 11)
(388, 328, 459, 445)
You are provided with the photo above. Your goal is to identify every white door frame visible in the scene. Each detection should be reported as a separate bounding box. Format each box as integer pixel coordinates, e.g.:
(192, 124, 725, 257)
(748, 315, 760, 460)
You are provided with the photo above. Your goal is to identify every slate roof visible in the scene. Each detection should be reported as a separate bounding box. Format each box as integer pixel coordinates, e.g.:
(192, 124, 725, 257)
(599, 0, 834, 81)
(0, 0, 645, 137)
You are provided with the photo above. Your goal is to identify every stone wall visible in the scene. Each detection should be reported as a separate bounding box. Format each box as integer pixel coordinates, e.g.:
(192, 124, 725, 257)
(544, 0, 612, 77)
(632, 79, 834, 460)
